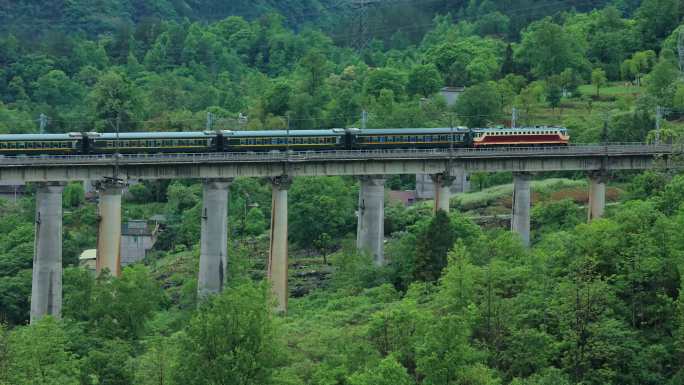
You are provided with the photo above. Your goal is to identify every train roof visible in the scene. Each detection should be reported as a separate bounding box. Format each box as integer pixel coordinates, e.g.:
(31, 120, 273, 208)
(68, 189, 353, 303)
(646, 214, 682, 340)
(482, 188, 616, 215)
(227, 129, 343, 137)
(356, 127, 469, 135)
(471, 126, 567, 132)
(0, 133, 77, 141)
(97, 131, 210, 139)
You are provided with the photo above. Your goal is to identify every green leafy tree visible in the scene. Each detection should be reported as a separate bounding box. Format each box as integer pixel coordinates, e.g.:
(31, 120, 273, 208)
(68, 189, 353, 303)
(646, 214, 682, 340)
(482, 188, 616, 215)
(263, 80, 292, 117)
(407, 64, 443, 97)
(172, 282, 282, 385)
(4, 317, 80, 385)
(531, 199, 582, 236)
(299, 50, 330, 97)
(90, 70, 141, 131)
(413, 210, 456, 282)
(88, 266, 164, 340)
(134, 336, 179, 385)
(636, 0, 682, 49)
(289, 177, 356, 250)
(348, 355, 414, 385)
(515, 17, 588, 78)
(627, 170, 668, 200)
(646, 51, 680, 104)
(545, 75, 562, 110)
(426, 36, 503, 86)
(591, 68, 607, 98)
(80, 339, 134, 385)
(455, 82, 501, 127)
(63, 182, 84, 208)
(516, 83, 544, 117)
(33, 70, 83, 107)
(364, 67, 407, 99)
(559, 68, 581, 95)
(621, 50, 657, 85)
(244, 206, 267, 236)
(657, 174, 684, 214)
(415, 313, 487, 384)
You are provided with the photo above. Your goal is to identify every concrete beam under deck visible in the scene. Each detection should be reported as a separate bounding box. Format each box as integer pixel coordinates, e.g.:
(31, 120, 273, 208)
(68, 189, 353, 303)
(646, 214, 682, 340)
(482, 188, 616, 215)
(0, 155, 665, 184)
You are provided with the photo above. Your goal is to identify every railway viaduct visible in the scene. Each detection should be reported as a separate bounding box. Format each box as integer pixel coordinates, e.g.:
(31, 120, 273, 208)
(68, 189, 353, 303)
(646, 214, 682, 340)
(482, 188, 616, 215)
(0, 144, 675, 319)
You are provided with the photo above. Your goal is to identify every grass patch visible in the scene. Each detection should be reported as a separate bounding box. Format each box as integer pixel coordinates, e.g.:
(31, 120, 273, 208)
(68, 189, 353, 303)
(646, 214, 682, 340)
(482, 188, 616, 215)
(453, 178, 587, 210)
(578, 83, 641, 96)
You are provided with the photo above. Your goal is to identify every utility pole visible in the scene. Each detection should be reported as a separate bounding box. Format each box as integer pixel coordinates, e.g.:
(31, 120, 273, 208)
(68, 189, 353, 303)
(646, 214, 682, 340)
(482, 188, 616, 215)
(511, 107, 518, 128)
(286, 114, 290, 154)
(678, 29, 684, 76)
(114, 112, 121, 179)
(38, 113, 47, 134)
(361, 110, 368, 129)
(656, 106, 665, 144)
(206, 111, 214, 131)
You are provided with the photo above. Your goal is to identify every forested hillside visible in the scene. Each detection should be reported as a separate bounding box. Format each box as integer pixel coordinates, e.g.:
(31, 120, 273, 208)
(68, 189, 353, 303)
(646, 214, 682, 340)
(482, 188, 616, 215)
(4, 0, 684, 384)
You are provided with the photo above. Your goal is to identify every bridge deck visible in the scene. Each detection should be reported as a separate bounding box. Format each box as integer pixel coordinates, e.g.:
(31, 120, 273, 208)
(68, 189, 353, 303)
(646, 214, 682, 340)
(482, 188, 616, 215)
(0, 144, 677, 183)
(0, 144, 675, 166)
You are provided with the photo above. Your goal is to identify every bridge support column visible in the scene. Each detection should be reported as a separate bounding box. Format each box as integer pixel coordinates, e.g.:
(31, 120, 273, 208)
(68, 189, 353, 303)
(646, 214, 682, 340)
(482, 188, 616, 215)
(356, 175, 385, 266)
(511, 173, 531, 247)
(198, 179, 232, 299)
(268, 176, 291, 314)
(431, 173, 454, 214)
(588, 172, 606, 221)
(96, 181, 124, 277)
(449, 168, 470, 194)
(31, 182, 66, 323)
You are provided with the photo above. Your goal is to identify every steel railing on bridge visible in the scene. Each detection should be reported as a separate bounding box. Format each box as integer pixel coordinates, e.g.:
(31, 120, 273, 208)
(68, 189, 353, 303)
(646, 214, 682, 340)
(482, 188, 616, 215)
(0, 144, 677, 167)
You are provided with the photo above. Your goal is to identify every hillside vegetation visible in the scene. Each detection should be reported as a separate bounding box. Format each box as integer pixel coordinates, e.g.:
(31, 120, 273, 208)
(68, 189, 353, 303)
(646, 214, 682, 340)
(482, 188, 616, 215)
(4, 1, 684, 385)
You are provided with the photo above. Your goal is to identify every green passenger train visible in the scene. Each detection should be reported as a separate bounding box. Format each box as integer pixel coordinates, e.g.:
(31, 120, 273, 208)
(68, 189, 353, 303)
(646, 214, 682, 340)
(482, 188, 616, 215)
(0, 127, 569, 156)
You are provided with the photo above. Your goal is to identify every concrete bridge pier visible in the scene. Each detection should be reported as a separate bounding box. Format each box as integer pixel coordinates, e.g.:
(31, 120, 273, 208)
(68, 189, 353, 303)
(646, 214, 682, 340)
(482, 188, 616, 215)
(356, 175, 385, 266)
(449, 167, 470, 194)
(588, 172, 606, 221)
(431, 173, 455, 214)
(268, 175, 291, 314)
(198, 179, 232, 299)
(31, 182, 66, 323)
(96, 180, 124, 277)
(511, 173, 531, 247)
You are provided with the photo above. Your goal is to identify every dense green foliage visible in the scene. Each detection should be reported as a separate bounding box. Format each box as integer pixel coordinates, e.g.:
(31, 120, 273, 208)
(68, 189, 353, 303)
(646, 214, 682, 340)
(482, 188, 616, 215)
(5, 1, 684, 384)
(3, 0, 684, 141)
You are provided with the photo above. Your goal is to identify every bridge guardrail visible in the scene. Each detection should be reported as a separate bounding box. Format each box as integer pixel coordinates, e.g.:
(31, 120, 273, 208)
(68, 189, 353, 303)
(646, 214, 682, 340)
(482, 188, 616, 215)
(0, 144, 677, 166)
